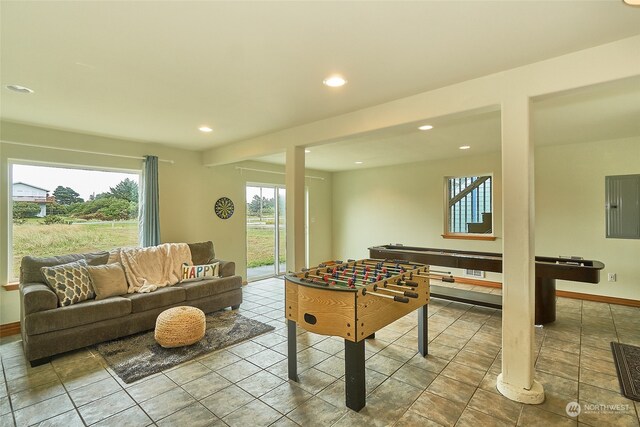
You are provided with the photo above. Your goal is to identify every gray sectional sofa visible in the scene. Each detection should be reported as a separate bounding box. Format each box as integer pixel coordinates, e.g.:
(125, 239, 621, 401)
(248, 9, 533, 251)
(19, 241, 242, 366)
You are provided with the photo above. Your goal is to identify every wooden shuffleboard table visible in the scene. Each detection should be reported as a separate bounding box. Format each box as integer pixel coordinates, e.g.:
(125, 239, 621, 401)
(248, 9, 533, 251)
(285, 258, 431, 411)
(369, 244, 605, 324)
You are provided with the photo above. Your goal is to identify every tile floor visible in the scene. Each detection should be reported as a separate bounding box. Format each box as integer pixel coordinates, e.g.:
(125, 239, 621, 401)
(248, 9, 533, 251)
(1, 277, 639, 426)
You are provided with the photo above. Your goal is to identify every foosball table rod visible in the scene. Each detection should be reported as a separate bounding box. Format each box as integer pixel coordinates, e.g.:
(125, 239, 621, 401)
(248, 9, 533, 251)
(375, 284, 419, 298)
(362, 288, 410, 303)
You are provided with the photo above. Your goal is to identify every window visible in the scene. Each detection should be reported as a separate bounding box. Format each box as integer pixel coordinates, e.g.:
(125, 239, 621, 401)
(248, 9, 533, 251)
(445, 175, 493, 238)
(10, 163, 140, 280)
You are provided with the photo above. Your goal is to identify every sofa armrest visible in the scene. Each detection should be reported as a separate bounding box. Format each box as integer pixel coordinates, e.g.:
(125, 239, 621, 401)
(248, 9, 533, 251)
(214, 260, 236, 277)
(20, 282, 58, 315)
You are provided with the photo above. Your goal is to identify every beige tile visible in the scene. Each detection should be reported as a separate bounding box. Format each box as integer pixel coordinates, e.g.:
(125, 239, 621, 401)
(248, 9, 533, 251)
(222, 399, 281, 427)
(467, 388, 523, 424)
(392, 364, 437, 390)
(457, 407, 513, 427)
(201, 384, 254, 418)
(440, 361, 486, 387)
(33, 409, 85, 427)
(8, 381, 65, 411)
(216, 359, 261, 382)
(156, 402, 218, 427)
(427, 374, 476, 404)
(139, 387, 197, 422)
(518, 405, 577, 426)
(181, 371, 232, 400)
(451, 349, 495, 371)
(68, 376, 122, 406)
(410, 390, 465, 426)
(406, 353, 449, 374)
(261, 381, 313, 413)
(394, 410, 444, 427)
(13, 394, 74, 427)
(365, 353, 404, 376)
(579, 367, 621, 394)
(295, 367, 337, 394)
(237, 370, 284, 397)
(91, 406, 152, 427)
(199, 350, 242, 371)
(77, 389, 136, 425)
(287, 396, 346, 427)
(165, 361, 211, 385)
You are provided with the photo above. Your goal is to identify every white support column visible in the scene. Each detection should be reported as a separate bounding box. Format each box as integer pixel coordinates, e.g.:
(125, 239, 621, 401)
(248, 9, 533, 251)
(496, 95, 545, 404)
(285, 146, 306, 273)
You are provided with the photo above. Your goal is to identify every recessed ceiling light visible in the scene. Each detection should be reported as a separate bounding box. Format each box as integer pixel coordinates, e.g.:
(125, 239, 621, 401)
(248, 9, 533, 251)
(6, 84, 34, 94)
(323, 76, 347, 87)
(623, 0, 640, 6)
(305, 149, 311, 153)
(418, 125, 433, 131)
(355, 161, 363, 164)
(459, 146, 471, 150)
(198, 126, 213, 133)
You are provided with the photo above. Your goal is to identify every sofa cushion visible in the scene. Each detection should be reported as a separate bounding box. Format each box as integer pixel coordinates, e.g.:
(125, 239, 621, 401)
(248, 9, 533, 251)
(178, 276, 242, 301)
(124, 286, 186, 313)
(181, 263, 220, 283)
(188, 241, 215, 265)
(41, 259, 95, 306)
(21, 251, 110, 284)
(87, 263, 128, 300)
(25, 297, 131, 335)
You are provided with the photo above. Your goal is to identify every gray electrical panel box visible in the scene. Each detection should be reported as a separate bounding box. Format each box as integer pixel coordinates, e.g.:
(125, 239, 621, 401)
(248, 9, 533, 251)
(605, 174, 640, 239)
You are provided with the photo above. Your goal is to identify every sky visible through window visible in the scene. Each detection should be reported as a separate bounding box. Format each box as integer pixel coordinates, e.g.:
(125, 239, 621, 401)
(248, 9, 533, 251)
(12, 164, 139, 200)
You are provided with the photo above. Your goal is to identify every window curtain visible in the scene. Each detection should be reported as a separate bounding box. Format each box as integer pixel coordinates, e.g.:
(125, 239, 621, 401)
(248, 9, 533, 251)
(140, 155, 160, 247)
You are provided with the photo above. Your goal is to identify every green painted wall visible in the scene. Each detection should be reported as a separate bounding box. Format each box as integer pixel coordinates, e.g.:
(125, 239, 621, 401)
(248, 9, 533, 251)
(332, 137, 640, 301)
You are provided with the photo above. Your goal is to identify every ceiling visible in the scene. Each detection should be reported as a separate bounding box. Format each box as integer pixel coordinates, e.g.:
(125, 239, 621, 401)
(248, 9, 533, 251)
(1, 1, 640, 154)
(257, 76, 640, 171)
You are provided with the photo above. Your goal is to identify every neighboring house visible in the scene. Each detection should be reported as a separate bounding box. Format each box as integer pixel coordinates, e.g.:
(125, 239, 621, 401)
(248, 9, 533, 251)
(12, 182, 54, 217)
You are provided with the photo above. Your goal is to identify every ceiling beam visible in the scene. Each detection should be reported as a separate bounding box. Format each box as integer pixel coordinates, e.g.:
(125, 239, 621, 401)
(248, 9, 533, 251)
(201, 35, 640, 167)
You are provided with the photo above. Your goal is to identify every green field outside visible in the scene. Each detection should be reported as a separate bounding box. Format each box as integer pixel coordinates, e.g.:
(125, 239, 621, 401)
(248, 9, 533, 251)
(11, 221, 139, 279)
(12, 219, 282, 278)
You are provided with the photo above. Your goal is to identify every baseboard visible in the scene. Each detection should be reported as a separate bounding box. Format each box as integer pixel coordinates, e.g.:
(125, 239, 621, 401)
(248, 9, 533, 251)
(453, 276, 502, 288)
(0, 321, 21, 338)
(451, 276, 640, 307)
(556, 290, 640, 307)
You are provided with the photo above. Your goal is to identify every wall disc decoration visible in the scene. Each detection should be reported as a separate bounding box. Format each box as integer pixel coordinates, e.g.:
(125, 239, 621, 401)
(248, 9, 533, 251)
(214, 197, 234, 219)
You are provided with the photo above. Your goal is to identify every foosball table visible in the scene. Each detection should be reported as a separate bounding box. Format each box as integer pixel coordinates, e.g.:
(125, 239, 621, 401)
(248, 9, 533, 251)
(285, 258, 433, 411)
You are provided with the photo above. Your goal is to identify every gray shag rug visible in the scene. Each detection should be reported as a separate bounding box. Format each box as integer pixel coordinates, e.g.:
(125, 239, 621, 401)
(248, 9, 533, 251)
(95, 310, 275, 384)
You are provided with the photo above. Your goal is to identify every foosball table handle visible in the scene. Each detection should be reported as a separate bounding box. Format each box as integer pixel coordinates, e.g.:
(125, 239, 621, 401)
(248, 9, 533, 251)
(394, 296, 410, 303)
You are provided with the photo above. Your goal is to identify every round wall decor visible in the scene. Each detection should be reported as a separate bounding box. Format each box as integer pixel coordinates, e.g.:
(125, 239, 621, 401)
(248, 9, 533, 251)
(214, 197, 234, 219)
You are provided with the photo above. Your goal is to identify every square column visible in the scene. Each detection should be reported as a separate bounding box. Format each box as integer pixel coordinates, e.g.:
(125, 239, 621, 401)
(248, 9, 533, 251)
(497, 95, 544, 404)
(285, 146, 306, 272)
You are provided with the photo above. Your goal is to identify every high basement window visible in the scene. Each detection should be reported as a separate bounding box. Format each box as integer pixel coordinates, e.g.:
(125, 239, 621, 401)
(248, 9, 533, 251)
(444, 174, 494, 239)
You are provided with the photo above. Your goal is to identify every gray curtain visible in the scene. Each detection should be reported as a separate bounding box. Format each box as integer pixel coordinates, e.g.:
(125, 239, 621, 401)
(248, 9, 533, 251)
(140, 155, 160, 247)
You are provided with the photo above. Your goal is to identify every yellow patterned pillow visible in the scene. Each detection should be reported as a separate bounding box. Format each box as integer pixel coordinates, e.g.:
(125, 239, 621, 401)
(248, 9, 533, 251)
(41, 259, 95, 306)
(181, 262, 220, 283)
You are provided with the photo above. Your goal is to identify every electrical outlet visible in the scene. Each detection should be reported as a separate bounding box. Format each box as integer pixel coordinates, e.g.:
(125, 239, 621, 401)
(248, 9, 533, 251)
(607, 273, 617, 282)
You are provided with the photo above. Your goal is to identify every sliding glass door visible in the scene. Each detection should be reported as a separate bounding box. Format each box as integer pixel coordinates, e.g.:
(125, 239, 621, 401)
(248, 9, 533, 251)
(246, 185, 286, 280)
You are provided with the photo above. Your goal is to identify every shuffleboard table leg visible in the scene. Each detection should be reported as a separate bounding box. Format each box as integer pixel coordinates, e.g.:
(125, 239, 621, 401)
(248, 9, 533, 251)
(287, 319, 299, 382)
(418, 304, 428, 356)
(344, 339, 366, 411)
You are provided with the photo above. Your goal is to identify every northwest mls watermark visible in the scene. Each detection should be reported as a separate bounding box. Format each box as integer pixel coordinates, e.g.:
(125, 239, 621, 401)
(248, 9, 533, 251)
(565, 401, 632, 417)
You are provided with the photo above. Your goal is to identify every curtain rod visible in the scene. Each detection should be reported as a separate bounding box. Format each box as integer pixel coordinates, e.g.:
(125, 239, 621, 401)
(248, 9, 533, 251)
(235, 166, 325, 181)
(1, 140, 175, 164)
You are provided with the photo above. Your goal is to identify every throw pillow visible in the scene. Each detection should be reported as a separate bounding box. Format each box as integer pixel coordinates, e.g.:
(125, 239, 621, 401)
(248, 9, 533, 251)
(187, 241, 216, 265)
(181, 262, 220, 283)
(41, 259, 95, 306)
(87, 263, 128, 300)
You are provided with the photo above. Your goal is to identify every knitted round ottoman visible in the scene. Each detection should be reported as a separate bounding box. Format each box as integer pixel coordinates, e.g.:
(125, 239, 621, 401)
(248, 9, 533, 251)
(155, 306, 206, 348)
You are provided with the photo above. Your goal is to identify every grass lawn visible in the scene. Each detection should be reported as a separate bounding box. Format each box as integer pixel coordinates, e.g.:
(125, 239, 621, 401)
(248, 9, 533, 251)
(247, 225, 285, 268)
(11, 221, 138, 279)
(12, 219, 283, 278)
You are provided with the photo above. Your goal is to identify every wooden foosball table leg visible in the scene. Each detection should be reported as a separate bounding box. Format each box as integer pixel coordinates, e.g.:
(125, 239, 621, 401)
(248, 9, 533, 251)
(418, 304, 428, 357)
(344, 339, 366, 411)
(287, 320, 299, 382)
